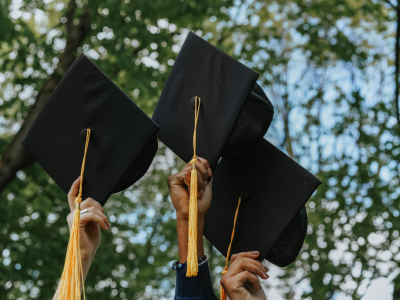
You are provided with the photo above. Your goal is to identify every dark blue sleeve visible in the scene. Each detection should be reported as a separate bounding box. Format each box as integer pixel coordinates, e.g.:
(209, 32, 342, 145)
(174, 261, 219, 300)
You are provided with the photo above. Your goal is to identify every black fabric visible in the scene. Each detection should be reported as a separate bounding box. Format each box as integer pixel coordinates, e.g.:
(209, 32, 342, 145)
(152, 31, 270, 172)
(204, 138, 321, 265)
(175, 261, 218, 300)
(111, 135, 158, 193)
(22, 53, 159, 205)
(265, 206, 308, 267)
(221, 83, 273, 158)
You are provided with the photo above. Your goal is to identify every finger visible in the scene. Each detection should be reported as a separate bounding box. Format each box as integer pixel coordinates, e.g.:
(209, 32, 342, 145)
(82, 206, 110, 229)
(236, 271, 261, 290)
(80, 212, 109, 230)
(179, 167, 205, 193)
(184, 157, 211, 181)
(197, 187, 205, 198)
(221, 272, 261, 293)
(66, 212, 74, 230)
(196, 157, 212, 178)
(195, 159, 209, 181)
(196, 169, 205, 190)
(196, 157, 210, 170)
(227, 257, 268, 279)
(169, 170, 191, 188)
(68, 177, 81, 211)
(171, 167, 205, 196)
(236, 257, 269, 275)
(231, 251, 269, 272)
(80, 198, 104, 213)
(181, 162, 207, 189)
(231, 251, 261, 264)
(186, 170, 204, 197)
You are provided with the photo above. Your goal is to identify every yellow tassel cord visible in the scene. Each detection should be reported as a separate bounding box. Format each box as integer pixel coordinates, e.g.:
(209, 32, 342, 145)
(220, 197, 242, 300)
(58, 129, 91, 300)
(186, 96, 201, 277)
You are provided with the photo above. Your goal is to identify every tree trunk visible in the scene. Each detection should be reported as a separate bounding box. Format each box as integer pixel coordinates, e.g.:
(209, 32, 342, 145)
(0, 1, 91, 194)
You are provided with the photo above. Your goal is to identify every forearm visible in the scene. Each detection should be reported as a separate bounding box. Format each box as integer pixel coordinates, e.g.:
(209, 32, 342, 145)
(52, 254, 94, 300)
(177, 216, 205, 263)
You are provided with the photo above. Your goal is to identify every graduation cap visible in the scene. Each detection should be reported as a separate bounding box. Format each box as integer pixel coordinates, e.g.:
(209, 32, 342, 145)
(204, 138, 321, 271)
(22, 53, 159, 205)
(152, 31, 273, 276)
(152, 31, 274, 172)
(21, 53, 159, 299)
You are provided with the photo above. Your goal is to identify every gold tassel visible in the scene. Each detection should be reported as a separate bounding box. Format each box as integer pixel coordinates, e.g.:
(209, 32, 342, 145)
(220, 197, 242, 300)
(186, 96, 201, 277)
(58, 129, 91, 300)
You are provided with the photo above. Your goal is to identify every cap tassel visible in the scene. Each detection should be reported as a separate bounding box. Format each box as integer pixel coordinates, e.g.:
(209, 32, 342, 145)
(58, 128, 91, 300)
(220, 197, 241, 300)
(186, 96, 201, 277)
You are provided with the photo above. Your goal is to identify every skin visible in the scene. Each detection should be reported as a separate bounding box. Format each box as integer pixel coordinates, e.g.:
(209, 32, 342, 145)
(52, 177, 110, 300)
(53, 156, 268, 300)
(221, 251, 268, 300)
(167, 157, 212, 263)
(168, 157, 269, 300)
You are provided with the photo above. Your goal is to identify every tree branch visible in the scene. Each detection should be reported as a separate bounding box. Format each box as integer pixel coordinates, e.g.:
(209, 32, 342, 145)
(383, 0, 397, 9)
(0, 1, 91, 195)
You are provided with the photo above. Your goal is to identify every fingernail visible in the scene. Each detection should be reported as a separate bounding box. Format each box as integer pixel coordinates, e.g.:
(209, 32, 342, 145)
(263, 265, 269, 271)
(204, 180, 208, 188)
(252, 251, 259, 255)
(266, 274, 270, 279)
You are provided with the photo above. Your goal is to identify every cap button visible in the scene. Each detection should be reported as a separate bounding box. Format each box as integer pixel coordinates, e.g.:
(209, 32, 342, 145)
(80, 129, 88, 141)
(240, 190, 251, 202)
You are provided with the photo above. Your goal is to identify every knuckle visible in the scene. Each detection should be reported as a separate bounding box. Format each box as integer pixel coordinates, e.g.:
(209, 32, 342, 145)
(185, 172, 191, 181)
(66, 213, 74, 222)
(167, 175, 173, 185)
(220, 277, 227, 287)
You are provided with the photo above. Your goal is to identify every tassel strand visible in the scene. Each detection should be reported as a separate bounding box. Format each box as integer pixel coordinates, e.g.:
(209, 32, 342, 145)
(220, 197, 242, 300)
(58, 129, 91, 300)
(186, 97, 201, 277)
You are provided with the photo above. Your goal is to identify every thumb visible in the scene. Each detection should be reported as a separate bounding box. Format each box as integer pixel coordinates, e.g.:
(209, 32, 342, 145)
(67, 176, 81, 212)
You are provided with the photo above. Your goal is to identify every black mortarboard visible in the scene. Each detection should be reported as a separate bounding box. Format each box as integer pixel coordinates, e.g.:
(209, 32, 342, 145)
(22, 53, 159, 205)
(204, 138, 321, 267)
(152, 31, 274, 172)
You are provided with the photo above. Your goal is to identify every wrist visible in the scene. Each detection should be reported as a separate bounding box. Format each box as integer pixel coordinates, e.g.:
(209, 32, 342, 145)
(176, 213, 189, 222)
(80, 251, 95, 280)
(81, 251, 95, 262)
(176, 212, 207, 222)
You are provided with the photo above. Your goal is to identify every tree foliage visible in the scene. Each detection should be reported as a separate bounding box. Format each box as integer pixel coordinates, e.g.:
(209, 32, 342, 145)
(1, 0, 399, 299)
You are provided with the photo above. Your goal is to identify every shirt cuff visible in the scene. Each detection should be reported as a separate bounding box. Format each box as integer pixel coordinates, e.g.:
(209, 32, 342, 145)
(174, 261, 218, 300)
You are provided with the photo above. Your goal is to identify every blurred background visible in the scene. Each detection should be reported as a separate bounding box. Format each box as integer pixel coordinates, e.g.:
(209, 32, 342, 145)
(0, 0, 399, 299)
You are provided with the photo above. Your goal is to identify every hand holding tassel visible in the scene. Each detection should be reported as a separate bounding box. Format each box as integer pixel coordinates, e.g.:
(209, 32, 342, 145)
(219, 251, 269, 300)
(53, 178, 110, 300)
